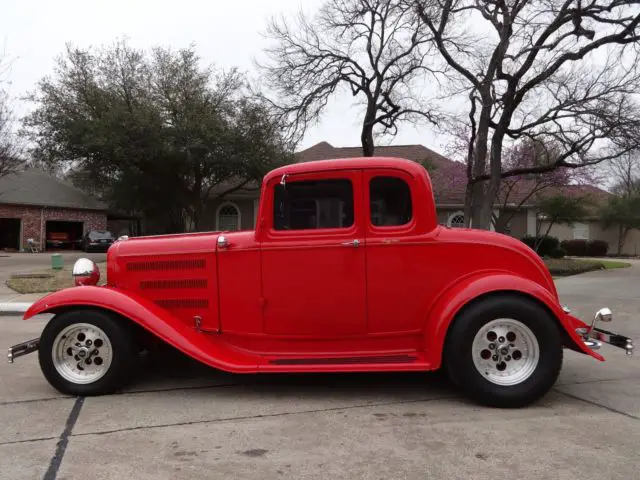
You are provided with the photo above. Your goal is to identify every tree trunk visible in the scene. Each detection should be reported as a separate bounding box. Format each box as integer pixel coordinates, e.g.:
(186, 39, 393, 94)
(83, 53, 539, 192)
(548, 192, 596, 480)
(618, 225, 629, 255)
(360, 119, 375, 157)
(467, 92, 492, 228)
(477, 130, 506, 230)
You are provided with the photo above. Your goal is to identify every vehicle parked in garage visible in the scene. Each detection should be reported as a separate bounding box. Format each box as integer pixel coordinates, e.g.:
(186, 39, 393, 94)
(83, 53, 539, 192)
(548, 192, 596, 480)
(7, 157, 634, 407)
(45, 231, 71, 250)
(82, 230, 115, 252)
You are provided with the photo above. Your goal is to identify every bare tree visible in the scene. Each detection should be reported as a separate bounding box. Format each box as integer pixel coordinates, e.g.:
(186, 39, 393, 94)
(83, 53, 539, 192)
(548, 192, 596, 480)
(259, 0, 445, 156)
(601, 150, 640, 254)
(608, 150, 640, 198)
(0, 54, 22, 179)
(492, 139, 596, 232)
(416, 0, 640, 229)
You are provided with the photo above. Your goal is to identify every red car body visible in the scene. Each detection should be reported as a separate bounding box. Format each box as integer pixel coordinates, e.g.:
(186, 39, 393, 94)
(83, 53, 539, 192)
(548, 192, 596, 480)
(22, 157, 603, 373)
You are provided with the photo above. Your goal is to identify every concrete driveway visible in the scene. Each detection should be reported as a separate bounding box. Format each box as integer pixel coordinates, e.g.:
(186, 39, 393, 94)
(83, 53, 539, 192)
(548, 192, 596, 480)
(0, 265, 638, 479)
(0, 252, 106, 301)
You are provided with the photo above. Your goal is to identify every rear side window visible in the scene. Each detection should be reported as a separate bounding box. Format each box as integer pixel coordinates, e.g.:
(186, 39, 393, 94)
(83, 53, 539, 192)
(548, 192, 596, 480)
(273, 179, 354, 230)
(370, 176, 412, 227)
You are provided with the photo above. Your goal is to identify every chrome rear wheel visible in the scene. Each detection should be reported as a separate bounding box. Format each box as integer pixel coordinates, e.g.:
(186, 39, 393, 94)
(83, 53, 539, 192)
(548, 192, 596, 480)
(445, 295, 563, 408)
(471, 318, 539, 386)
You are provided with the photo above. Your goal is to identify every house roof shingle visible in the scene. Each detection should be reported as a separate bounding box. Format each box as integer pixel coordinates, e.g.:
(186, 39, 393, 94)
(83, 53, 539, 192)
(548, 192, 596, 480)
(0, 168, 108, 211)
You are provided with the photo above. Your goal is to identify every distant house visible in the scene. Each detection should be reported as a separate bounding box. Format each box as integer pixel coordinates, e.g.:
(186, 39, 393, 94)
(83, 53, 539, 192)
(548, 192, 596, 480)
(0, 169, 108, 252)
(200, 141, 640, 256)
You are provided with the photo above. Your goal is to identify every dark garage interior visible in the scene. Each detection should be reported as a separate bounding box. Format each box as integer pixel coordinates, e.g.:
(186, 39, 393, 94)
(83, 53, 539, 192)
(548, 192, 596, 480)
(0, 218, 21, 251)
(45, 220, 83, 250)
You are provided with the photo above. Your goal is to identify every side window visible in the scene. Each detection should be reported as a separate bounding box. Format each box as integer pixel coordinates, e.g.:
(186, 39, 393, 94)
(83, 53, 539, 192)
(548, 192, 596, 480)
(273, 179, 354, 230)
(370, 176, 412, 226)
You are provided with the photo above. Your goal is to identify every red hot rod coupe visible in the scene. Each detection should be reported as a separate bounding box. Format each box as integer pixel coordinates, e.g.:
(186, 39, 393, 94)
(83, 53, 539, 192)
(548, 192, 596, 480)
(8, 157, 633, 407)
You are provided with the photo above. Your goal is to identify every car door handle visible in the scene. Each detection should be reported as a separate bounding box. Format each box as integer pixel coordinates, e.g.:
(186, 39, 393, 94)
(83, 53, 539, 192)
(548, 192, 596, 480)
(341, 239, 360, 248)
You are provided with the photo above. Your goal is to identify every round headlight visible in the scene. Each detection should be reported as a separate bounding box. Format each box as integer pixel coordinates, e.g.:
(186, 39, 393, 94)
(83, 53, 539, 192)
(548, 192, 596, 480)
(72, 258, 100, 286)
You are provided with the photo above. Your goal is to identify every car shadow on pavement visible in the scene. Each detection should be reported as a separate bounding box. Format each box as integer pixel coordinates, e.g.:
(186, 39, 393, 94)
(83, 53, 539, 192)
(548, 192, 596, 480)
(126, 346, 457, 400)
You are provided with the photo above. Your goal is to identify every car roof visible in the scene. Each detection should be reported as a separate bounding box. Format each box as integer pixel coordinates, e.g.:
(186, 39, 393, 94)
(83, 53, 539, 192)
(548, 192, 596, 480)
(264, 157, 427, 183)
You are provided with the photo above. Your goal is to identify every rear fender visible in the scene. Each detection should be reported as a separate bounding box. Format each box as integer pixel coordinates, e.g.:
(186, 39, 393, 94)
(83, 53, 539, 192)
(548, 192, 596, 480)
(424, 272, 604, 368)
(23, 286, 258, 372)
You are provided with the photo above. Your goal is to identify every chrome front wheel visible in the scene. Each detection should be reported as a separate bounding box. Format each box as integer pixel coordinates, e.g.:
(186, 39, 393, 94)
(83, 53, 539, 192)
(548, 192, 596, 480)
(39, 309, 136, 396)
(52, 323, 113, 384)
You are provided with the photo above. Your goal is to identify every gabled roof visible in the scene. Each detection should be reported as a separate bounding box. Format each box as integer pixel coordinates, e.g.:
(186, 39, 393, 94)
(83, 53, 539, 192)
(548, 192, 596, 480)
(296, 142, 466, 204)
(0, 168, 108, 211)
(295, 142, 612, 208)
(296, 142, 454, 169)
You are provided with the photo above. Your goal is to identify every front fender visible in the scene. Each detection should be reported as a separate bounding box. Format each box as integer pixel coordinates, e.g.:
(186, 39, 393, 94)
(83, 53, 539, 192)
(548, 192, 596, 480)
(424, 272, 604, 368)
(24, 286, 259, 372)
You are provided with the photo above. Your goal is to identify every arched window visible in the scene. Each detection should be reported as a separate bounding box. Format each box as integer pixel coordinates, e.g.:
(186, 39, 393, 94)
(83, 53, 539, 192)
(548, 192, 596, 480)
(216, 202, 241, 231)
(447, 211, 465, 228)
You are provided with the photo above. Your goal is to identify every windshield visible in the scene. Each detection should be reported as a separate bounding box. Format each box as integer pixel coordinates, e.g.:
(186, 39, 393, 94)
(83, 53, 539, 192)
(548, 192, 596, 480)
(88, 231, 114, 240)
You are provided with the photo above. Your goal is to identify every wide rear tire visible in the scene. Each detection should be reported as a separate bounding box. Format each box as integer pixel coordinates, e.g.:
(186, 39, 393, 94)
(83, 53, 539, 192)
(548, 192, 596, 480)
(445, 295, 563, 408)
(39, 309, 136, 396)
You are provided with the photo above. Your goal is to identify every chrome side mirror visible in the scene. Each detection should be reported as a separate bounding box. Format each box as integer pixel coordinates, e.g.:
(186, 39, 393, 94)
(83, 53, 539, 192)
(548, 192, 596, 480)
(595, 308, 612, 323)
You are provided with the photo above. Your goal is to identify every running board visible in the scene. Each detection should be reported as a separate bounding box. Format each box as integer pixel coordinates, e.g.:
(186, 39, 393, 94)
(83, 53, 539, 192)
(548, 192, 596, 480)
(270, 354, 418, 366)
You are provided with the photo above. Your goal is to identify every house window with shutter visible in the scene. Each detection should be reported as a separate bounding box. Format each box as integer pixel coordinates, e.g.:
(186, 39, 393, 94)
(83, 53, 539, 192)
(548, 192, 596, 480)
(573, 222, 590, 240)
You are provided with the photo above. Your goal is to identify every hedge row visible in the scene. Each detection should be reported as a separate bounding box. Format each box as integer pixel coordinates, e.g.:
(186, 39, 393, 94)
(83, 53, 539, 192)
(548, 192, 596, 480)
(521, 236, 609, 257)
(521, 235, 566, 258)
(561, 239, 608, 257)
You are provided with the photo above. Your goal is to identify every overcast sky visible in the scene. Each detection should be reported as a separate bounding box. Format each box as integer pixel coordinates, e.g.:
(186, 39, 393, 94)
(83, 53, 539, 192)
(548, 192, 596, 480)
(1, 0, 443, 154)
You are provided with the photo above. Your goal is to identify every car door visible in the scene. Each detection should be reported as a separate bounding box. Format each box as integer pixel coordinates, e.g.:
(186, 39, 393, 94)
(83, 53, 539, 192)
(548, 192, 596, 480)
(260, 169, 367, 336)
(364, 169, 425, 334)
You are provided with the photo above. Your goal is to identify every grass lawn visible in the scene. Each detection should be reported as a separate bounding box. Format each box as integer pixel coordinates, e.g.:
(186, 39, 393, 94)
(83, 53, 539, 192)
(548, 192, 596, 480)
(6, 263, 107, 294)
(544, 258, 631, 277)
(598, 259, 633, 270)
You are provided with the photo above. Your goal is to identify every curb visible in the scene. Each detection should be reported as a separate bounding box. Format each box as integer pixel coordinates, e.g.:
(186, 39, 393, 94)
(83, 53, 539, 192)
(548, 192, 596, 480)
(0, 303, 32, 316)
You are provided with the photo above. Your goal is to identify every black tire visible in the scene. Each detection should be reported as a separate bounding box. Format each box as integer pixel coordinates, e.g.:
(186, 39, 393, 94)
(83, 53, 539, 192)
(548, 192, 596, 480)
(39, 309, 137, 396)
(444, 295, 563, 408)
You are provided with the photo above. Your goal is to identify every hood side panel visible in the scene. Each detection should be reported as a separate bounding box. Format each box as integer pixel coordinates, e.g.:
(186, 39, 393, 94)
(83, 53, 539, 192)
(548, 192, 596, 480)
(108, 234, 219, 332)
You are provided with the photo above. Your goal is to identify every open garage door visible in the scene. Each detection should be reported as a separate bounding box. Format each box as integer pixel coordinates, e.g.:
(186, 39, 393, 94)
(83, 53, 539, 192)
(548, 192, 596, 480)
(0, 218, 21, 251)
(45, 220, 83, 251)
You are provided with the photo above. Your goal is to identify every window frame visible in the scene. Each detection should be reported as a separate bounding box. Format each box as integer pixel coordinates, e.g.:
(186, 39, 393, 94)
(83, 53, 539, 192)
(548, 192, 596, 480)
(364, 169, 417, 237)
(447, 211, 465, 228)
(216, 201, 242, 232)
(264, 169, 363, 241)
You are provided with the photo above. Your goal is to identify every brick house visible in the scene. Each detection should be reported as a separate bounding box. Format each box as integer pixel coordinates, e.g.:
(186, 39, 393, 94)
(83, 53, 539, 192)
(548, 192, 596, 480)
(200, 141, 640, 255)
(0, 169, 107, 252)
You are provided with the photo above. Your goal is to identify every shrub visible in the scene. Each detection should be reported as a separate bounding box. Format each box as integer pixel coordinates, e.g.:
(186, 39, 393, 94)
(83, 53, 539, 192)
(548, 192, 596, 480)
(521, 235, 560, 257)
(548, 247, 567, 259)
(587, 240, 608, 257)
(561, 239, 588, 256)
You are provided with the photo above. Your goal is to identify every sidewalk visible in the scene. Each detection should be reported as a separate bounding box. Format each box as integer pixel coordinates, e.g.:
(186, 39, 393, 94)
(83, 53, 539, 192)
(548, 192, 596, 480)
(0, 288, 47, 315)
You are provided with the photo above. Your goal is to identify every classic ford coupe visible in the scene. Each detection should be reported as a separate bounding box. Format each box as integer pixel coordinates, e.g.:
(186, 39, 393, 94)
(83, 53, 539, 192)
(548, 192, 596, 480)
(8, 158, 633, 407)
